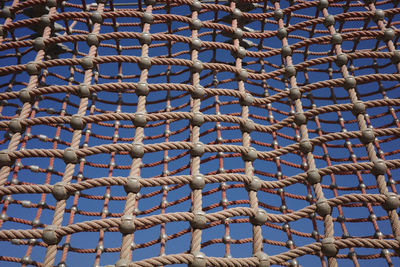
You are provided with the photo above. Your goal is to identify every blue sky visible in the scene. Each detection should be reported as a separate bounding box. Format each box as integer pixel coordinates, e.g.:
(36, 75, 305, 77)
(0, 0, 399, 266)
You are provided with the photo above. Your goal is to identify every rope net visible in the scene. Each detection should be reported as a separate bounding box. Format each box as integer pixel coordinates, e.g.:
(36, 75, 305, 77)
(0, 0, 399, 266)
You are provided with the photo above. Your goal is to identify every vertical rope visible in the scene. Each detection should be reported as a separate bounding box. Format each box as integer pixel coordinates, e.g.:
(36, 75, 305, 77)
(228, 0, 263, 255)
(275, 1, 336, 266)
(119, 1, 153, 262)
(43, 3, 105, 266)
(0, 1, 52, 187)
(189, 0, 203, 254)
(321, 1, 400, 252)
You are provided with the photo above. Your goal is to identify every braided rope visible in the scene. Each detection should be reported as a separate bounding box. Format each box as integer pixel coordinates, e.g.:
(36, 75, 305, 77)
(0, 0, 399, 266)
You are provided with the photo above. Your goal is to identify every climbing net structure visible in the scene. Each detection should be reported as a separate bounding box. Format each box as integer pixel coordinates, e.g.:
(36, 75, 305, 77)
(0, 0, 399, 266)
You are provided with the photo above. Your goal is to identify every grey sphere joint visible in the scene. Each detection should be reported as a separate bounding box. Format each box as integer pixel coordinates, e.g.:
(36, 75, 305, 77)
(240, 119, 255, 133)
(286, 240, 294, 248)
(34, 37, 46, 51)
(321, 237, 338, 257)
(9, 118, 24, 133)
(289, 87, 301, 101)
(391, 50, 400, 64)
(383, 28, 395, 42)
(285, 65, 296, 78)
(323, 15, 335, 28)
(254, 251, 270, 267)
(119, 215, 135, 234)
(21, 256, 32, 265)
(133, 112, 147, 128)
(191, 211, 207, 229)
(240, 93, 254, 106)
(242, 147, 258, 162)
(250, 209, 268, 225)
(294, 112, 307, 126)
(299, 139, 313, 154)
(352, 101, 366, 115)
(312, 230, 320, 239)
(70, 115, 86, 130)
(232, 8, 242, 19)
(42, 225, 60, 245)
(1, 7, 14, 19)
(274, 9, 284, 21)
(281, 45, 292, 57)
(307, 169, 321, 185)
(39, 14, 52, 28)
(231, 46, 246, 59)
(190, 112, 204, 127)
(86, 33, 99, 47)
(26, 62, 41, 76)
(130, 143, 145, 158)
(52, 182, 69, 201)
(360, 128, 375, 144)
(90, 11, 103, 24)
(139, 32, 152, 45)
(277, 27, 288, 40)
(191, 142, 205, 157)
(289, 259, 299, 267)
(141, 12, 154, 24)
(189, 251, 206, 267)
(124, 176, 141, 194)
(80, 57, 94, 70)
(190, 174, 205, 190)
(236, 69, 249, 81)
(136, 82, 149, 96)
(222, 235, 231, 244)
(316, 198, 332, 217)
(191, 60, 203, 73)
(331, 33, 343, 45)
(371, 159, 387, 176)
(0, 213, 8, 221)
(380, 249, 390, 257)
(32, 218, 41, 227)
(190, 38, 202, 51)
(78, 83, 91, 98)
(138, 56, 152, 70)
(343, 76, 356, 90)
(335, 53, 348, 67)
(190, 19, 202, 30)
(232, 28, 243, 39)
(191, 1, 202, 12)
(318, 0, 329, 9)
(373, 9, 385, 22)
(383, 192, 400, 210)
(245, 176, 262, 191)
(63, 148, 79, 164)
(0, 150, 14, 167)
(191, 85, 205, 99)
